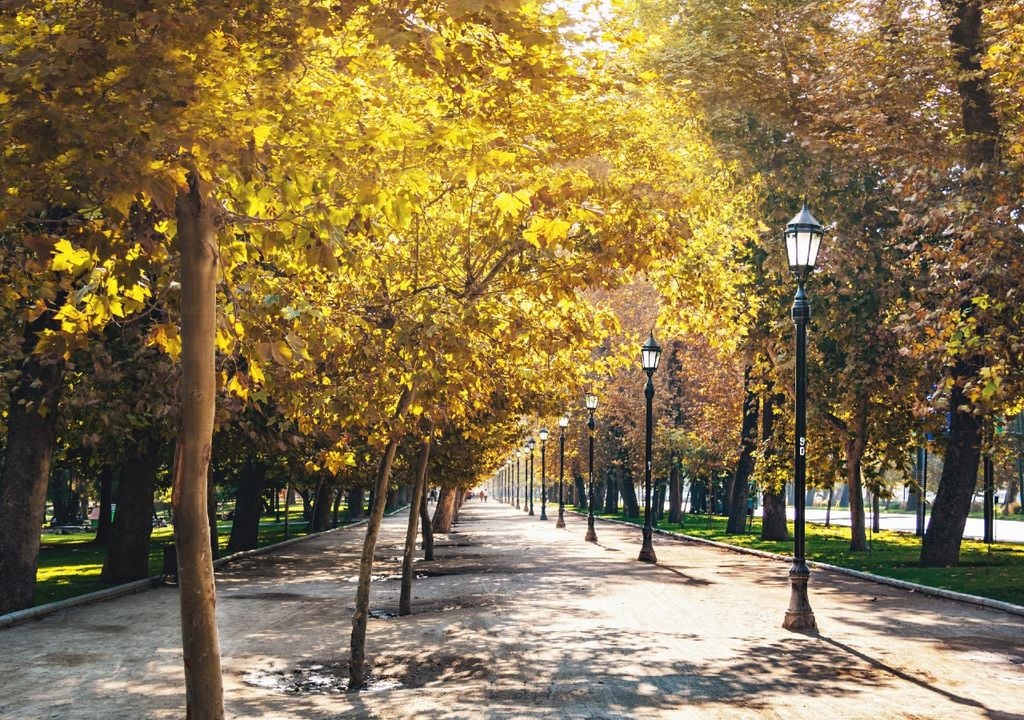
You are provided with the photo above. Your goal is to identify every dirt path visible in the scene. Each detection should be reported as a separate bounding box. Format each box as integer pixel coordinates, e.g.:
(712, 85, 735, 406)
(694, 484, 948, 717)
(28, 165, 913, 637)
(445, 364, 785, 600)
(1, 501, 1021, 719)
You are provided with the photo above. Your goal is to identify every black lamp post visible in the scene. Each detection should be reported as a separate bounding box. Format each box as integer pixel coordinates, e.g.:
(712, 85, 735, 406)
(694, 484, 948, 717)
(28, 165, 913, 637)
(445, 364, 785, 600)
(527, 438, 536, 515)
(783, 202, 823, 633)
(515, 449, 522, 510)
(539, 428, 549, 520)
(638, 332, 662, 563)
(556, 413, 570, 528)
(585, 392, 599, 543)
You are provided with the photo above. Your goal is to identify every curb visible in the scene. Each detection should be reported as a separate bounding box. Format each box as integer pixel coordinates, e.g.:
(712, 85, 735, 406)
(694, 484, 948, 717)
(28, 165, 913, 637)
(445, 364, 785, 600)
(0, 507, 409, 631)
(574, 510, 1024, 619)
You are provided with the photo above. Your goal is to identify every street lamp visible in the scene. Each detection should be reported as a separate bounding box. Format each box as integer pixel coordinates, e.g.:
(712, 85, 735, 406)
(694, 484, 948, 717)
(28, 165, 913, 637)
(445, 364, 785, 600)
(638, 331, 662, 563)
(556, 413, 570, 528)
(782, 202, 823, 633)
(539, 428, 550, 520)
(585, 392, 599, 543)
(515, 449, 522, 510)
(527, 438, 536, 515)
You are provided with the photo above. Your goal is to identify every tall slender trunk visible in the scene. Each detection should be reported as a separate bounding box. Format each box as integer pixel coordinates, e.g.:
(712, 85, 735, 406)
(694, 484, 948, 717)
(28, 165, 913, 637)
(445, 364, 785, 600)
(94, 465, 115, 545)
(419, 491, 434, 561)
(102, 435, 161, 583)
(347, 487, 364, 522)
(573, 472, 587, 512)
(348, 387, 414, 691)
(923, 373, 983, 565)
(452, 487, 465, 525)
(668, 460, 682, 524)
(0, 308, 65, 614)
(432, 486, 457, 533)
(845, 410, 869, 551)
(604, 470, 619, 514)
(400, 418, 433, 616)
(227, 459, 266, 552)
(310, 478, 333, 533)
(172, 173, 224, 720)
(619, 471, 638, 517)
(332, 490, 342, 528)
(920, 0, 999, 566)
(760, 392, 789, 541)
(728, 372, 759, 533)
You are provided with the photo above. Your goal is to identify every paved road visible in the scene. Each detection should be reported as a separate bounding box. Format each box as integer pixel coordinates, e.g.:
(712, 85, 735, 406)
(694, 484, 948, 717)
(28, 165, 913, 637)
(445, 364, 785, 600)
(1, 501, 1021, 719)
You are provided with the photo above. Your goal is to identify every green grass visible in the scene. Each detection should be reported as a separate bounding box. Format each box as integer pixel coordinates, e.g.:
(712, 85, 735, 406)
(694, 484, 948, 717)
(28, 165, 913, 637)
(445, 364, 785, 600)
(571, 506, 1024, 606)
(34, 509, 314, 607)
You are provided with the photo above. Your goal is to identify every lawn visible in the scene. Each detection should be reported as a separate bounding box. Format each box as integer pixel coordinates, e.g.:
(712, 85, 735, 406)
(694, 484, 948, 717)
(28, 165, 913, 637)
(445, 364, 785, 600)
(575, 506, 1024, 606)
(34, 509, 314, 607)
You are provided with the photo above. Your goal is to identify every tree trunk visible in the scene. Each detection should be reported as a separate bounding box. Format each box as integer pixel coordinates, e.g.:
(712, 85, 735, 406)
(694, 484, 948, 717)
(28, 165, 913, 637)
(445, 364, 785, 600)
(845, 414, 869, 551)
(668, 461, 682, 524)
(690, 477, 705, 514)
(573, 473, 587, 511)
(871, 491, 881, 533)
(825, 486, 834, 528)
(619, 471, 639, 517)
(332, 490, 342, 528)
(0, 312, 65, 614)
(605, 470, 620, 514)
(419, 491, 434, 561)
(171, 174, 224, 720)
(452, 486, 465, 525)
(919, 0, 998, 565)
(310, 479, 333, 533)
(654, 483, 666, 521)
(432, 486, 457, 533)
(385, 486, 399, 512)
(727, 375, 758, 534)
(207, 471, 220, 561)
(1003, 459, 1021, 512)
(760, 392, 788, 541)
(94, 465, 115, 545)
(348, 387, 414, 690)
(761, 489, 788, 541)
(347, 487, 364, 522)
(50, 470, 73, 524)
(227, 459, 266, 552)
(101, 436, 161, 583)
(400, 419, 433, 616)
(922, 374, 983, 565)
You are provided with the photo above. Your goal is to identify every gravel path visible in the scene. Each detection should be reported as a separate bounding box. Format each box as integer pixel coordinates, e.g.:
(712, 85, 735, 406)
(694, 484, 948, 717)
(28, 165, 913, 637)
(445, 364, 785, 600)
(1, 501, 1021, 719)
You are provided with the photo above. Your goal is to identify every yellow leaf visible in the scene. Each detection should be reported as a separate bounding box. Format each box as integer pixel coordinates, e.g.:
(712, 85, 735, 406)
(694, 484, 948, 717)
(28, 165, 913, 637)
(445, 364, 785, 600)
(270, 340, 293, 365)
(254, 124, 273, 146)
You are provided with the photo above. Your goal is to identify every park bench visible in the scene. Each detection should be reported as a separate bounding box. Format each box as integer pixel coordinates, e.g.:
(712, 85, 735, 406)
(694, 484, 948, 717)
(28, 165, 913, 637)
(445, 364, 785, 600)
(43, 523, 92, 535)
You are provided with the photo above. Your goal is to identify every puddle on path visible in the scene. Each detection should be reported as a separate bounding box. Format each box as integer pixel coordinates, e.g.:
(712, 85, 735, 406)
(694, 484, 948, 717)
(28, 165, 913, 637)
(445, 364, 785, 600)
(243, 663, 403, 695)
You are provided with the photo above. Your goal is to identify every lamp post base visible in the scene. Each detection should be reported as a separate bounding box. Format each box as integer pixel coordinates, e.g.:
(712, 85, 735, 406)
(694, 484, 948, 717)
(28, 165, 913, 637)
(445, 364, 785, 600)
(555, 509, 566, 529)
(638, 526, 657, 563)
(782, 561, 818, 633)
(585, 515, 598, 543)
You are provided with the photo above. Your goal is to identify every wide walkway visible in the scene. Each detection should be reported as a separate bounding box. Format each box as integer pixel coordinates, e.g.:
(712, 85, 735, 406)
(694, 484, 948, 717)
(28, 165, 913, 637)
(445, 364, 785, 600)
(1, 501, 1021, 719)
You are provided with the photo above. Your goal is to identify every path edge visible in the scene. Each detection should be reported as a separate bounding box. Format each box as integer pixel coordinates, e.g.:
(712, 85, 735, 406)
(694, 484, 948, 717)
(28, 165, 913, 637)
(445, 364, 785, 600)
(0, 505, 409, 631)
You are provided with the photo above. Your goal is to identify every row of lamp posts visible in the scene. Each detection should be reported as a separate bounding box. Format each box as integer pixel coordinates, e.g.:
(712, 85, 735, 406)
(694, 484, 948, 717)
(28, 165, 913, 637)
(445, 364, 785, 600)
(491, 204, 824, 631)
